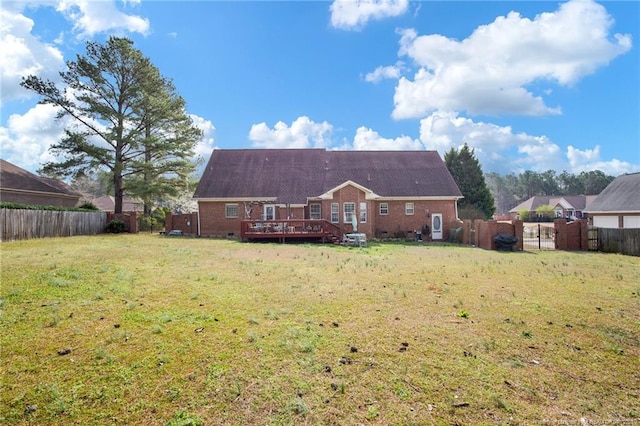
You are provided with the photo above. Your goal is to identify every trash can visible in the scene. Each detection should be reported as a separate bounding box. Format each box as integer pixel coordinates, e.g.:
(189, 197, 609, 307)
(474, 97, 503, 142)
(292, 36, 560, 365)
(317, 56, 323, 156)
(493, 233, 518, 251)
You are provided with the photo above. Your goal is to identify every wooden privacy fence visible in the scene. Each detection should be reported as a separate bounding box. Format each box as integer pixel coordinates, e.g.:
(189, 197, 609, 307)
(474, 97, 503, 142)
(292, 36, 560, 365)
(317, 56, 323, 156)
(592, 228, 640, 256)
(1, 208, 107, 241)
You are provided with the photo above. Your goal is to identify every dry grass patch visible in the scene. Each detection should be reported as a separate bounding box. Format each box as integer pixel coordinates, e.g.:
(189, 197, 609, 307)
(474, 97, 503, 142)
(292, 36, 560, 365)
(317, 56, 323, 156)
(1, 234, 639, 425)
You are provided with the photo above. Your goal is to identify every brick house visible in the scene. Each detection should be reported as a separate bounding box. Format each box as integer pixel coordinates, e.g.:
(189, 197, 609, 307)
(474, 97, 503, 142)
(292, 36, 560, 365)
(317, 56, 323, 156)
(0, 159, 81, 208)
(508, 195, 597, 221)
(193, 149, 463, 241)
(584, 172, 640, 228)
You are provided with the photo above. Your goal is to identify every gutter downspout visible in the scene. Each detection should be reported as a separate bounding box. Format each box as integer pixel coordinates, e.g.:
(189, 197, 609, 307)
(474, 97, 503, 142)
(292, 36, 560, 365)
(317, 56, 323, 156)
(196, 201, 201, 237)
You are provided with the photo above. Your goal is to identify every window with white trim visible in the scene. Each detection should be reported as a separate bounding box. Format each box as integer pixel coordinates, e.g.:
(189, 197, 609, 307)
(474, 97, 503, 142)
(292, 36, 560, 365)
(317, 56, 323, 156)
(225, 203, 239, 218)
(343, 202, 355, 223)
(405, 202, 414, 215)
(310, 203, 321, 220)
(331, 203, 339, 223)
(380, 203, 388, 215)
(359, 202, 367, 223)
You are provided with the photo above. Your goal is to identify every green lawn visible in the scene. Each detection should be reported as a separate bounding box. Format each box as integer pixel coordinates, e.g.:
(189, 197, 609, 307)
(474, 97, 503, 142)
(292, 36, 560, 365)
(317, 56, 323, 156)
(1, 234, 638, 425)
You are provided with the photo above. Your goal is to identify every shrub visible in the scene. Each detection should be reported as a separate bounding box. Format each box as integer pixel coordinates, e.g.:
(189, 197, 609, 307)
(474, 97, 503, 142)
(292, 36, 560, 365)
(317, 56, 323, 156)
(105, 219, 126, 234)
(78, 201, 99, 210)
(139, 215, 158, 232)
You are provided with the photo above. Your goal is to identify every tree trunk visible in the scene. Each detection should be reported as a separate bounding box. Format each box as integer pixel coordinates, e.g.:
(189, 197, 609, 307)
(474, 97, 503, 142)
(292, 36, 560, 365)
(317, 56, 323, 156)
(114, 173, 123, 214)
(143, 121, 152, 217)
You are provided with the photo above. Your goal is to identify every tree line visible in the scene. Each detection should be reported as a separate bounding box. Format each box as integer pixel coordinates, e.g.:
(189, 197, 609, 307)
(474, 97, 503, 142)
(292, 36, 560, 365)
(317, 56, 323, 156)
(445, 144, 615, 218)
(486, 169, 614, 215)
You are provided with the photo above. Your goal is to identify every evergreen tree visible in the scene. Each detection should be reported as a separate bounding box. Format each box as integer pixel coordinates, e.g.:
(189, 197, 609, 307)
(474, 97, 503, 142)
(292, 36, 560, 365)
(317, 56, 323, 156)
(21, 37, 201, 214)
(445, 144, 495, 219)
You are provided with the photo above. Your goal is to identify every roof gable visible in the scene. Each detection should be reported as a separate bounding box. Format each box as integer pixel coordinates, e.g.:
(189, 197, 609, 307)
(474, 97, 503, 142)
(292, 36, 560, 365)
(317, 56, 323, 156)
(315, 180, 380, 200)
(194, 149, 462, 204)
(510, 195, 595, 213)
(585, 172, 640, 213)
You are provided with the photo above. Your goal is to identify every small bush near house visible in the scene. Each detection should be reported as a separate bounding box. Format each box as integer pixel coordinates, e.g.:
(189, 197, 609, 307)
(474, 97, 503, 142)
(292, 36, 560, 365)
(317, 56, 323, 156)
(139, 215, 158, 232)
(78, 201, 99, 210)
(105, 219, 126, 233)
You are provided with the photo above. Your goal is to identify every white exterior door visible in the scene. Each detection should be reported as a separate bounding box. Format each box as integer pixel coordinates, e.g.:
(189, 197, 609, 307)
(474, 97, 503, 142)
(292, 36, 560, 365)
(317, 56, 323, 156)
(432, 213, 443, 240)
(264, 205, 275, 220)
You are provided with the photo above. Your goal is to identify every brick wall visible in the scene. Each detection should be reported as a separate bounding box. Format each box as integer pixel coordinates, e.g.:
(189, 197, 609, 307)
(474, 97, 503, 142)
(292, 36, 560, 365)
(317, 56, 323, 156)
(374, 199, 457, 240)
(469, 219, 523, 251)
(165, 212, 199, 236)
(554, 219, 588, 250)
(1, 190, 80, 208)
(106, 212, 139, 233)
(198, 202, 240, 238)
(198, 192, 459, 241)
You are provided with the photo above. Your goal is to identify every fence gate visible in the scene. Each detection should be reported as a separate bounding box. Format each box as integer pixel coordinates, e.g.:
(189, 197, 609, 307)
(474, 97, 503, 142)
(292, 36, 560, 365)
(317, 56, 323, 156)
(587, 227, 599, 251)
(522, 223, 555, 250)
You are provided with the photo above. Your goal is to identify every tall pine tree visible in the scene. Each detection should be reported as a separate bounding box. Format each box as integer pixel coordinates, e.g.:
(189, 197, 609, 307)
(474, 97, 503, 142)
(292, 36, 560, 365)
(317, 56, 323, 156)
(21, 37, 201, 214)
(445, 144, 495, 219)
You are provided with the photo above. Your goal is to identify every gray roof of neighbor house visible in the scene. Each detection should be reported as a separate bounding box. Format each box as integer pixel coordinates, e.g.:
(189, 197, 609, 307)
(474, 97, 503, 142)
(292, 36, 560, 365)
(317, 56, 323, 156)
(0, 159, 81, 199)
(509, 195, 597, 213)
(584, 172, 640, 213)
(194, 149, 463, 204)
(92, 195, 144, 213)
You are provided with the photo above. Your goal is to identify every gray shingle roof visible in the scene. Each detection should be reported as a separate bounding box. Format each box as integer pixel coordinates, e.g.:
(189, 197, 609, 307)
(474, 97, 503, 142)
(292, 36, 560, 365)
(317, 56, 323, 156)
(585, 172, 640, 213)
(194, 149, 462, 204)
(0, 159, 81, 197)
(509, 195, 597, 213)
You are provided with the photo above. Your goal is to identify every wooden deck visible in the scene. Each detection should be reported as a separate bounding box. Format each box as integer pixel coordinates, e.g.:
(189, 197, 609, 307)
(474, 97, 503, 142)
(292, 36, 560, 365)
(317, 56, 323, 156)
(240, 219, 341, 243)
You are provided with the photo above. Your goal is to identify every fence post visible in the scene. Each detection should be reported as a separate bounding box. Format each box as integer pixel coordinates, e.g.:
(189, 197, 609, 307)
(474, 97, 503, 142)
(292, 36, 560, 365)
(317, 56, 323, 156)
(513, 220, 523, 251)
(554, 219, 567, 250)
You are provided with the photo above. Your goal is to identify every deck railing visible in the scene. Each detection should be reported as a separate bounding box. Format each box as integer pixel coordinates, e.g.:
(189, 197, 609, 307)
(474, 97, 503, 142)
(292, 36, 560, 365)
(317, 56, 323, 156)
(240, 219, 341, 242)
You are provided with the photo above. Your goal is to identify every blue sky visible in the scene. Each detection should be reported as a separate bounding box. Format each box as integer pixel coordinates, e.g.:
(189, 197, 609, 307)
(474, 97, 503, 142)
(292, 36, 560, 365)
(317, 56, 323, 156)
(1, 0, 639, 177)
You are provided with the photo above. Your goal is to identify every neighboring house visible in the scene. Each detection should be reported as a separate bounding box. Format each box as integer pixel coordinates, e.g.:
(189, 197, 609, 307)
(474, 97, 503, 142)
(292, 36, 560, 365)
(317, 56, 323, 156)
(193, 149, 463, 241)
(0, 159, 81, 208)
(509, 195, 597, 221)
(92, 195, 144, 213)
(584, 172, 640, 229)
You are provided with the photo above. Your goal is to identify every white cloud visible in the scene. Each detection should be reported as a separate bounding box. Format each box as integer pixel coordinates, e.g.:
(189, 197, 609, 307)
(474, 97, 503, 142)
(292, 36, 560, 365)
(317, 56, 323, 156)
(566, 145, 638, 176)
(393, 0, 632, 119)
(351, 126, 423, 150)
(419, 111, 563, 172)
(55, 0, 150, 38)
(0, 104, 67, 172)
(1, 1, 151, 106)
(248, 116, 333, 149)
(189, 114, 217, 164)
(418, 111, 639, 175)
(364, 62, 403, 83)
(330, 0, 408, 31)
(0, 8, 64, 106)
